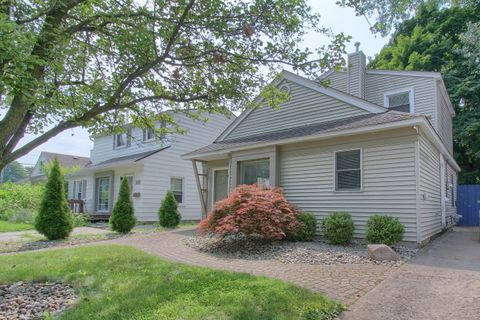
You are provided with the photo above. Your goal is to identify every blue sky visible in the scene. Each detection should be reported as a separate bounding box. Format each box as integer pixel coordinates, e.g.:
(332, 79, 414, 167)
(17, 1, 389, 165)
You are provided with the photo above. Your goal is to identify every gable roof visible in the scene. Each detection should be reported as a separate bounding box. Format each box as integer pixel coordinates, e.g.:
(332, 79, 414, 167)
(184, 111, 416, 158)
(36, 152, 90, 170)
(216, 70, 387, 141)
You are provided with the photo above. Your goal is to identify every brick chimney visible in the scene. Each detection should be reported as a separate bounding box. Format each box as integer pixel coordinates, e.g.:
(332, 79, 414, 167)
(347, 42, 366, 99)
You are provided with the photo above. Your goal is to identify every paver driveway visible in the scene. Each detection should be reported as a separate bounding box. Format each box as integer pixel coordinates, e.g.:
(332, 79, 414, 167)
(108, 229, 397, 305)
(341, 227, 480, 320)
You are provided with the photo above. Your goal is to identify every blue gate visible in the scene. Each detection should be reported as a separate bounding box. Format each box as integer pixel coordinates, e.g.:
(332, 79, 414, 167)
(457, 185, 480, 226)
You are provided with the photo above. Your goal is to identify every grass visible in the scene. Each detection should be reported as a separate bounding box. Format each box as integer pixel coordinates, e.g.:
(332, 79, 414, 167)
(0, 220, 34, 232)
(0, 246, 343, 320)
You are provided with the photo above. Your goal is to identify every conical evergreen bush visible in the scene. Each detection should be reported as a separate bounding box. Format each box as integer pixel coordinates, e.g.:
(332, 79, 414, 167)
(158, 191, 181, 228)
(35, 159, 73, 240)
(110, 177, 136, 233)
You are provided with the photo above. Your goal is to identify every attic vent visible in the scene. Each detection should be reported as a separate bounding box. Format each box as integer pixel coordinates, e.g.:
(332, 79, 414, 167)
(279, 83, 291, 94)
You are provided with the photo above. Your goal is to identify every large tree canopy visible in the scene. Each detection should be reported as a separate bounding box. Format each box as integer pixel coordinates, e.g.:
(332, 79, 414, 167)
(370, 2, 480, 183)
(0, 0, 351, 169)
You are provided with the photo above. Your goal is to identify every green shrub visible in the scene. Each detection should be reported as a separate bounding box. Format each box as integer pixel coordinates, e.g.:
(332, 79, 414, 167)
(365, 215, 405, 245)
(294, 212, 317, 242)
(72, 213, 89, 228)
(34, 159, 73, 240)
(158, 191, 181, 228)
(110, 178, 136, 233)
(321, 212, 354, 245)
(0, 182, 44, 221)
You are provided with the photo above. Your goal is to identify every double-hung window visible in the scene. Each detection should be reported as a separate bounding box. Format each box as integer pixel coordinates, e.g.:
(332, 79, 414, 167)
(335, 149, 362, 191)
(384, 88, 414, 113)
(73, 180, 86, 200)
(170, 177, 184, 204)
(114, 132, 128, 149)
(143, 128, 155, 142)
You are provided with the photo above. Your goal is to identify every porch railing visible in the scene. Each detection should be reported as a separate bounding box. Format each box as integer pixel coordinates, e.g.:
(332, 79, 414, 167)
(68, 199, 85, 214)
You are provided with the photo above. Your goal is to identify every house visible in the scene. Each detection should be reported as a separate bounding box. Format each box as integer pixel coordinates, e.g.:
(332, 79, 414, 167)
(183, 44, 460, 244)
(27, 151, 91, 183)
(66, 112, 233, 221)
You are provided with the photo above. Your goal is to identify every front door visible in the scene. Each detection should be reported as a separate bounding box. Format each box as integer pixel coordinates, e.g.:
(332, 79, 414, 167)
(213, 169, 229, 204)
(96, 176, 111, 212)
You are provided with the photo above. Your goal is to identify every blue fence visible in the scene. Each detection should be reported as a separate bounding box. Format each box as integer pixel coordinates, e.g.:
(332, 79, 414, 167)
(457, 184, 480, 226)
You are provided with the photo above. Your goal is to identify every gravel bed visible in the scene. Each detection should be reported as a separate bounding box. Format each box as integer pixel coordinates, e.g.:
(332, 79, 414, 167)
(185, 236, 419, 267)
(0, 281, 77, 319)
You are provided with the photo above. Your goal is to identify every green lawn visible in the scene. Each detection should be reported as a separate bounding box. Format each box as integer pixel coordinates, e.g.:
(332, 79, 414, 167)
(0, 246, 343, 320)
(0, 220, 34, 232)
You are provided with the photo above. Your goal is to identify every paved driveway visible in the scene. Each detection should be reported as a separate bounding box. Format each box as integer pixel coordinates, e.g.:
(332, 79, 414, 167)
(341, 227, 480, 320)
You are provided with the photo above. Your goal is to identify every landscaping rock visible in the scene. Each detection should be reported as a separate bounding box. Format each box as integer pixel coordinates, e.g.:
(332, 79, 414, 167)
(367, 244, 401, 261)
(0, 281, 77, 319)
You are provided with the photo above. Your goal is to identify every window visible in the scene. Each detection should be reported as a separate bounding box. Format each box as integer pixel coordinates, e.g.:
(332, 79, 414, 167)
(384, 88, 414, 113)
(143, 128, 155, 142)
(73, 180, 86, 200)
(114, 132, 128, 148)
(170, 177, 183, 204)
(238, 158, 270, 186)
(335, 149, 361, 191)
(96, 176, 110, 211)
(120, 175, 134, 194)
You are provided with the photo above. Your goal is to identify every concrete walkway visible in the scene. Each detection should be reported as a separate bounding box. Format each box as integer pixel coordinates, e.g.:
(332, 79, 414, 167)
(341, 227, 480, 320)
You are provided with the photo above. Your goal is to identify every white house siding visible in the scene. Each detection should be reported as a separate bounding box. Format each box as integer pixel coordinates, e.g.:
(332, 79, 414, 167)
(437, 86, 454, 154)
(279, 128, 419, 242)
(365, 73, 437, 127)
(325, 71, 347, 92)
(223, 81, 369, 140)
(139, 113, 232, 221)
(347, 52, 366, 98)
(418, 135, 442, 241)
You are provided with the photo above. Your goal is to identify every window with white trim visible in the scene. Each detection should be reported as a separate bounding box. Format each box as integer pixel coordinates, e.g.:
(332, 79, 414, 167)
(170, 177, 183, 204)
(335, 149, 361, 191)
(73, 180, 86, 200)
(114, 132, 128, 148)
(384, 89, 414, 113)
(143, 128, 155, 142)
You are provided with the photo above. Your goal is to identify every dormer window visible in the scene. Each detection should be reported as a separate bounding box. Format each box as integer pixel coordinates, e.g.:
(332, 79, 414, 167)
(114, 132, 128, 149)
(384, 88, 414, 113)
(143, 128, 155, 142)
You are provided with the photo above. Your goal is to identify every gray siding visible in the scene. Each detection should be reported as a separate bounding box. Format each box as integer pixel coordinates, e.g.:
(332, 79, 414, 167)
(225, 80, 369, 140)
(140, 113, 232, 221)
(347, 52, 366, 98)
(418, 135, 442, 241)
(325, 71, 347, 92)
(365, 73, 437, 127)
(279, 129, 418, 242)
(437, 86, 454, 154)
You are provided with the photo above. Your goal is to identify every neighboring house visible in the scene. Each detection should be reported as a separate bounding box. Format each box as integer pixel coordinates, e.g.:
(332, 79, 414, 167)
(28, 151, 90, 183)
(184, 44, 460, 244)
(66, 112, 233, 221)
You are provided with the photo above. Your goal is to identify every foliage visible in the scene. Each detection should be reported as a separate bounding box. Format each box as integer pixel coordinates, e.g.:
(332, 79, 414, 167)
(0, 182, 44, 222)
(293, 212, 318, 242)
(198, 185, 300, 241)
(34, 159, 73, 240)
(0, 246, 343, 319)
(109, 177, 136, 233)
(0, 221, 34, 233)
(1, 161, 29, 182)
(0, 0, 353, 169)
(158, 191, 181, 228)
(72, 213, 89, 228)
(321, 212, 355, 245)
(370, 3, 480, 183)
(365, 215, 405, 245)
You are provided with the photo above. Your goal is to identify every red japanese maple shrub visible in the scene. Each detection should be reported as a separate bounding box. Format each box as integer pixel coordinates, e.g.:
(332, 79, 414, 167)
(198, 184, 300, 241)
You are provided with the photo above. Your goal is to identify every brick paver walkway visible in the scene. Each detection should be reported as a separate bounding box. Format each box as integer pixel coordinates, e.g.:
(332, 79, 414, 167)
(107, 229, 398, 305)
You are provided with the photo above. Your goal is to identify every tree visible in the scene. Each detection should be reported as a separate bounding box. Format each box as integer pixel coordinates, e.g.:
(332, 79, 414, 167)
(369, 3, 480, 183)
(158, 191, 181, 228)
(0, 0, 351, 170)
(34, 158, 73, 240)
(110, 176, 136, 233)
(1, 161, 29, 182)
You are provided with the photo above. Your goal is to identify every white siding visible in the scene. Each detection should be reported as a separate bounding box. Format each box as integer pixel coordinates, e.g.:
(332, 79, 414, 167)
(365, 73, 437, 127)
(325, 71, 347, 92)
(347, 52, 366, 98)
(139, 113, 232, 221)
(279, 129, 419, 242)
(224, 81, 369, 140)
(418, 135, 442, 241)
(437, 86, 454, 154)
